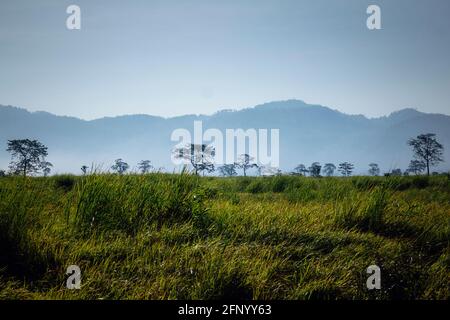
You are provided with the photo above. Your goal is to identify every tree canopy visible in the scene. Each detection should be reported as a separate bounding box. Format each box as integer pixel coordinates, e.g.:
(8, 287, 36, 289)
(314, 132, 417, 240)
(338, 162, 354, 176)
(6, 139, 50, 177)
(173, 143, 215, 175)
(235, 154, 258, 177)
(408, 133, 444, 176)
(111, 159, 129, 175)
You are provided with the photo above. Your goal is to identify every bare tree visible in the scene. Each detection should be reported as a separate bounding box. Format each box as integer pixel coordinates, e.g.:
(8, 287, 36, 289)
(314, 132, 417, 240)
(7, 139, 49, 177)
(138, 160, 153, 174)
(235, 154, 258, 177)
(408, 133, 444, 176)
(338, 162, 354, 176)
(323, 163, 336, 177)
(368, 163, 380, 176)
(111, 158, 129, 175)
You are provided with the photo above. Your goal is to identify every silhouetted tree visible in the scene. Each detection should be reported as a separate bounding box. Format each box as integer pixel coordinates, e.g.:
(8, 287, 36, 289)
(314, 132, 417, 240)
(197, 162, 215, 176)
(293, 164, 308, 176)
(391, 169, 402, 176)
(0, 170, 5, 177)
(218, 164, 237, 177)
(338, 162, 354, 176)
(81, 165, 89, 175)
(368, 163, 380, 176)
(41, 161, 53, 177)
(6, 139, 49, 177)
(138, 160, 153, 174)
(173, 143, 215, 175)
(111, 158, 129, 175)
(407, 160, 426, 175)
(408, 133, 444, 176)
(309, 162, 322, 177)
(235, 154, 258, 177)
(323, 163, 336, 177)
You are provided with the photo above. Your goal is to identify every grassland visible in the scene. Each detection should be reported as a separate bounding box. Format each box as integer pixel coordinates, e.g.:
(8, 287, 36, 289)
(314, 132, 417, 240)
(0, 173, 449, 300)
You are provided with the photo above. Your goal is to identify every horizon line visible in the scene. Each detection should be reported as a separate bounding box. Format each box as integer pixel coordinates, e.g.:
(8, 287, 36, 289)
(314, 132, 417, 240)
(0, 99, 447, 122)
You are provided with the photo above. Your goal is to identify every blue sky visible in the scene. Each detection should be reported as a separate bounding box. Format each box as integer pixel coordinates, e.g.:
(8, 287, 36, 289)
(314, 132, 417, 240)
(1, 0, 450, 119)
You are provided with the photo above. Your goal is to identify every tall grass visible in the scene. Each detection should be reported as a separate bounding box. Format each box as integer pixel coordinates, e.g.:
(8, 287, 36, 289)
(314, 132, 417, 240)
(0, 178, 57, 280)
(0, 174, 448, 299)
(68, 172, 207, 235)
(334, 187, 388, 232)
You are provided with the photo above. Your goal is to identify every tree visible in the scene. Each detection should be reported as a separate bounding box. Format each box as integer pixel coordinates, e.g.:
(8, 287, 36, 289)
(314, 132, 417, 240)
(6, 139, 49, 177)
(407, 160, 426, 175)
(41, 161, 53, 177)
(391, 169, 402, 176)
(138, 160, 153, 174)
(218, 164, 237, 177)
(235, 154, 258, 177)
(338, 162, 354, 176)
(111, 158, 129, 175)
(293, 164, 308, 176)
(81, 165, 89, 175)
(0, 170, 6, 177)
(309, 162, 322, 177)
(173, 143, 215, 176)
(323, 163, 336, 177)
(368, 163, 380, 176)
(408, 133, 444, 176)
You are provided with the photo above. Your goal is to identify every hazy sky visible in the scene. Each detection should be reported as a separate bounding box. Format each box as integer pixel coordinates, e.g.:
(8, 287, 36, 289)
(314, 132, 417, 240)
(1, 0, 450, 119)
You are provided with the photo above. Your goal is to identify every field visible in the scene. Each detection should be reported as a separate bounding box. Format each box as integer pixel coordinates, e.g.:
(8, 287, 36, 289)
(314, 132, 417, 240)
(0, 173, 449, 300)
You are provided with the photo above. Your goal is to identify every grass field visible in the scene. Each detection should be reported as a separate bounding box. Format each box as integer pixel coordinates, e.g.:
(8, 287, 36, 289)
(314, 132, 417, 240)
(0, 173, 449, 300)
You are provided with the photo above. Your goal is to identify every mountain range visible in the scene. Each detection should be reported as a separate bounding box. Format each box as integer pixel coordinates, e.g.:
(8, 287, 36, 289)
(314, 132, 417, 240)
(1, 100, 449, 175)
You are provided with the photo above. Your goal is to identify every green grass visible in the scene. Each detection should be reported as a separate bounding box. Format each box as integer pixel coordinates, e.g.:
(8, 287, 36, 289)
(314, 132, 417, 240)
(0, 174, 449, 300)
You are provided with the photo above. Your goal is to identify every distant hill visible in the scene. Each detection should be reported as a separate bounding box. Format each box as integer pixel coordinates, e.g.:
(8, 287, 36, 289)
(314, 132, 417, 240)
(1, 100, 449, 175)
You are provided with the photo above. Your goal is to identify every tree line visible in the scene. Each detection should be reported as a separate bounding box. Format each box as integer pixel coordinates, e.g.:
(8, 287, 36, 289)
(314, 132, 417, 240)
(0, 133, 445, 177)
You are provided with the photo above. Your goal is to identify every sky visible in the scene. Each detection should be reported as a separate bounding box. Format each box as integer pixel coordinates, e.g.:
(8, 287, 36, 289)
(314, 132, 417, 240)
(0, 0, 450, 120)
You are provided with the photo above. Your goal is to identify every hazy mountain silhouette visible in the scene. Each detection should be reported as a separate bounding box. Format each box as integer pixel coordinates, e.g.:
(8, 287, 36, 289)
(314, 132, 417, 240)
(1, 100, 449, 175)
